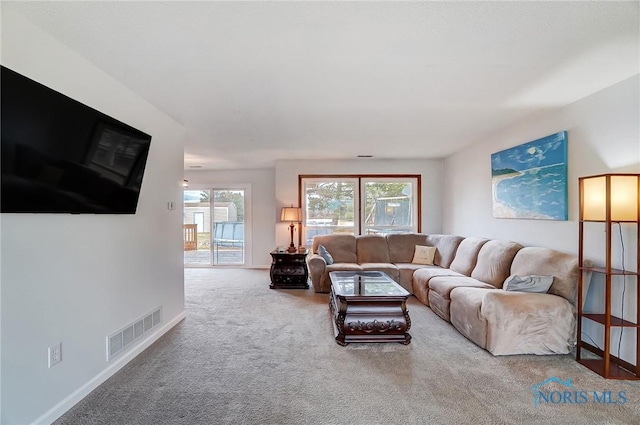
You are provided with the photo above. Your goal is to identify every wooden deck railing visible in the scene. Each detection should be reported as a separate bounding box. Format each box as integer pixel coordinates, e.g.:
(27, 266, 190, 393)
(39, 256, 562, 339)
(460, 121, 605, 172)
(183, 224, 197, 251)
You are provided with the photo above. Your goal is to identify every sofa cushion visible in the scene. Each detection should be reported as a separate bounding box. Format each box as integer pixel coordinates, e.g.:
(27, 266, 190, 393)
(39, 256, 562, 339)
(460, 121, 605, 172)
(396, 263, 429, 295)
(312, 234, 357, 263)
(479, 289, 576, 355)
(428, 276, 496, 300)
(360, 263, 400, 281)
(470, 240, 523, 287)
(428, 276, 496, 322)
(428, 290, 451, 322)
(449, 237, 488, 275)
(318, 263, 364, 293)
(412, 267, 465, 287)
(386, 233, 429, 263)
(449, 287, 489, 349)
(509, 247, 578, 304)
(412, 275, 431, 306)
(359, 263, 398, 272)
(356, 235, 390, 263)
(326, 263, 363, 272)
(412, 267, 465, 307)
(425, 234, 464, 268)
(412, 245, 436, 265)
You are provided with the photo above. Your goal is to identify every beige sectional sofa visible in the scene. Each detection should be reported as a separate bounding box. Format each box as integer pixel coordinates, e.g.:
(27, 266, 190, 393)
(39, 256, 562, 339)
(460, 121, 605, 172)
(308, 233, 579, 356)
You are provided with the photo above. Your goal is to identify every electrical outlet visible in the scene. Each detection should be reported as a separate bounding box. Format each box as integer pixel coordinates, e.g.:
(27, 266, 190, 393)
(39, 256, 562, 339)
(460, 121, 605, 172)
(48, 342, 62, 368)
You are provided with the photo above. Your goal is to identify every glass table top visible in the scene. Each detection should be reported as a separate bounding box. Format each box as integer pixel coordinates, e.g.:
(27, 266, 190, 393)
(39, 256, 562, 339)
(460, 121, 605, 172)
(329, 271, 409, 297)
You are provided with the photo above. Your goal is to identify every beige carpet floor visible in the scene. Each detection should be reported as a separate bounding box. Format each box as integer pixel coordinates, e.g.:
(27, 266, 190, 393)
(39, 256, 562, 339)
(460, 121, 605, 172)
(55, 268, 640, 424)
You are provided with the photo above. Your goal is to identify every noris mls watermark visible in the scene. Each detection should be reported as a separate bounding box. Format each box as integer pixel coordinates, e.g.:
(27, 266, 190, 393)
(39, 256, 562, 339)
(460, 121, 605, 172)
(531, 377, 627, 407)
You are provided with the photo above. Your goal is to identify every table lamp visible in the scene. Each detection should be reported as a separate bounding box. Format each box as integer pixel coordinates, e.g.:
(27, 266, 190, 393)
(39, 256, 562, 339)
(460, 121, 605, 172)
(281, 206, 302, 253)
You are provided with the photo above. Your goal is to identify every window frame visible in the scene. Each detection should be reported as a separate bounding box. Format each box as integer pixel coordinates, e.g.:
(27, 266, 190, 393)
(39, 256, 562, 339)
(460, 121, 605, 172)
(298, 174, 421, 247)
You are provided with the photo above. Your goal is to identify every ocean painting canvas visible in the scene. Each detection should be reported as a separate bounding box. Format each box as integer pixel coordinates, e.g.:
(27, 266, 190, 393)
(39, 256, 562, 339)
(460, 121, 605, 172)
(491, 132, 568, 220)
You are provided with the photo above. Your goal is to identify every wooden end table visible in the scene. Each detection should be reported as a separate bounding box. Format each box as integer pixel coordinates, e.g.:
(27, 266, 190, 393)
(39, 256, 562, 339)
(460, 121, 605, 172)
(269, 249, 309, 289)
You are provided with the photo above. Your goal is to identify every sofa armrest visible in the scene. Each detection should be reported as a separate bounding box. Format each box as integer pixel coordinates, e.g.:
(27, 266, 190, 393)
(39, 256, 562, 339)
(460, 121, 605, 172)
(480, 291, 576, 355)
(307, 254, 327, 292)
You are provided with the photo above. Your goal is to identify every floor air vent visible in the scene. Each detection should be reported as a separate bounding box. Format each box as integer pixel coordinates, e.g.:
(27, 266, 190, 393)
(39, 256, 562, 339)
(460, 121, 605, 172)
(107, 307, 162, 361)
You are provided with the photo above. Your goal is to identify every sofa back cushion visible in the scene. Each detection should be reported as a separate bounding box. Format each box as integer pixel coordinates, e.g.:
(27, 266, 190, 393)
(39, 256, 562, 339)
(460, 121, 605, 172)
(312, 234, 357, 263)
(425, 234, 465, 268)
(449, 237, 488, 275)
(357, 235, 390, 263)
(471, 240, 523, 287)
(510, 247, 579, 304)
(386, 233, 429, 263)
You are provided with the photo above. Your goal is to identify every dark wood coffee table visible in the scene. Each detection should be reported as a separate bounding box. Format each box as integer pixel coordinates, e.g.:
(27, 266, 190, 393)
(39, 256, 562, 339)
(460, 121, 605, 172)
(329, 271, 411, 345)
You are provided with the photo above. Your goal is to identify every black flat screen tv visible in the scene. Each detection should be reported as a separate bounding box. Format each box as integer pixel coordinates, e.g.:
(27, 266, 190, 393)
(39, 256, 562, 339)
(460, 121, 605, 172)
(1, 66, 152, 214)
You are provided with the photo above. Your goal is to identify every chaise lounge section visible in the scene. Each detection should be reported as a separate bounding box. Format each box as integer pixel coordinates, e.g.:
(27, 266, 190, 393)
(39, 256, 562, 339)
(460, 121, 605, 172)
(308, 233, 580, 355)
(449, 247, 578, 355)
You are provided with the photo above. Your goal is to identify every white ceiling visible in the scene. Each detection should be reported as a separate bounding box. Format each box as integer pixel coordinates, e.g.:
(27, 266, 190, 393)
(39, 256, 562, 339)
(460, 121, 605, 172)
(5, 1, 639, 170)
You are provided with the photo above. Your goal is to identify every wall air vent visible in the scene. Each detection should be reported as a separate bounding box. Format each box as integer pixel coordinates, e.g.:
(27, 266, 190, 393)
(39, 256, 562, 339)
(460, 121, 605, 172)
(106, 306, 162, 361)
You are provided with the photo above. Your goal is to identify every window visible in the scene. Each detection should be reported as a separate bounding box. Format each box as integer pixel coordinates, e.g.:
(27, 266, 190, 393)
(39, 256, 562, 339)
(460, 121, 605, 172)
(303, 178, 358, 245)
(300, 175, 420, 246)
(362, 178, 417, 235)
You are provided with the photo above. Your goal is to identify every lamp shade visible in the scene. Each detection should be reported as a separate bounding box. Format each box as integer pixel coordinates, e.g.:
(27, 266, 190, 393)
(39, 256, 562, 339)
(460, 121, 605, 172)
(281, 207, 302, 222)
(581, 174, 639, 222)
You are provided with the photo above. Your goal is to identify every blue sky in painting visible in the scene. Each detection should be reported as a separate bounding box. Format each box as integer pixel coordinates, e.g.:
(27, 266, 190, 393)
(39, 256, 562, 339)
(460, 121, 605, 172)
(491, 132, 567, 173)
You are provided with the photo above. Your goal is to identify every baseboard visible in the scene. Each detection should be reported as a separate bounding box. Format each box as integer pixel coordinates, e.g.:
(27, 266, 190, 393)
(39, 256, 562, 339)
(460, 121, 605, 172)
(31, 311, 187, 425)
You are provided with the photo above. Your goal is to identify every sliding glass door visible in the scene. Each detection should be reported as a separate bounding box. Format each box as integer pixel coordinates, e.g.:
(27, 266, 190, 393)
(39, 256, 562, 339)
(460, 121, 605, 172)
(184, 186, 249, 266)
(211, 189, 245, 265)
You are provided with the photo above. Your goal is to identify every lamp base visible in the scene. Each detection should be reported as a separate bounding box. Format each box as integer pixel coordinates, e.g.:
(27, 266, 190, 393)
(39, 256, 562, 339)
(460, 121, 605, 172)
(287, 222, 297, 253)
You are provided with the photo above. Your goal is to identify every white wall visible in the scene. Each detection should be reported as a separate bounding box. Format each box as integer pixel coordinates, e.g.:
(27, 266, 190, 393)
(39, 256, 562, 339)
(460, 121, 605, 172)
(183, 169, 276, 267)
(275, 158, 444, 248)
(443, 75, 640, 246)
(443, 75, 640, 364)
(1, 12, 186, 425)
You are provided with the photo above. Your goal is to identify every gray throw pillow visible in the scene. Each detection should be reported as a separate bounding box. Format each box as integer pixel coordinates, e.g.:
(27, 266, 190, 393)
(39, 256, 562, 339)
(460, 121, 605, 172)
(503, 275, 554, 293)
(318, 245, 334, 265)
